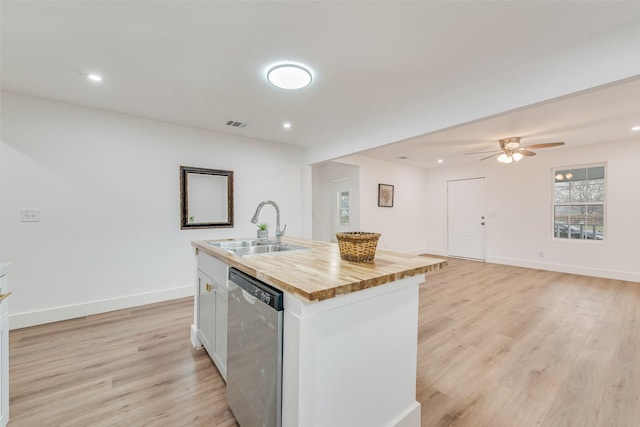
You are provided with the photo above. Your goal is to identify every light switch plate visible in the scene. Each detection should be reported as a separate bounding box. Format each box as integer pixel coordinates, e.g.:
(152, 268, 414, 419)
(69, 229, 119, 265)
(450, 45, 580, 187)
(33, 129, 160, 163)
(20, 209, 40, 222)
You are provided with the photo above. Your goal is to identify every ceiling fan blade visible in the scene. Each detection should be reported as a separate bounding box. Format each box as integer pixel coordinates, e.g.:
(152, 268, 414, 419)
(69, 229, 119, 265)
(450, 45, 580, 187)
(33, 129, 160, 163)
(466, 150, 501, 155)
(521, 142, 564, 150)
(480, 152, 501, 161)
(518, 150, 536, 156)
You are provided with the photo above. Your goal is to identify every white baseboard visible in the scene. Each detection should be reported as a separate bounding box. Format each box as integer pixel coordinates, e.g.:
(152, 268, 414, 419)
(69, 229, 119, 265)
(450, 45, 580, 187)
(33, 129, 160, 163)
(9, 285, 194, 330)
(486, 256, 640, 283)
(191, 324, 202, 348)
(405, 248, 638, 283)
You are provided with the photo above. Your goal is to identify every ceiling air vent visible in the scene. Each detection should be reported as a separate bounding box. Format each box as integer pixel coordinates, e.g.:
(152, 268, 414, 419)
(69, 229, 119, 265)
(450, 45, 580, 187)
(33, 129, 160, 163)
(226, 120, 248, 129)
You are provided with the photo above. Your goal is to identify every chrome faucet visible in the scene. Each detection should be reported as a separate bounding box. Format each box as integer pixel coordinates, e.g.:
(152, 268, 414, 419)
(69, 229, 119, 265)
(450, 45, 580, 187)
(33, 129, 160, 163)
(251, 200, 287, 243)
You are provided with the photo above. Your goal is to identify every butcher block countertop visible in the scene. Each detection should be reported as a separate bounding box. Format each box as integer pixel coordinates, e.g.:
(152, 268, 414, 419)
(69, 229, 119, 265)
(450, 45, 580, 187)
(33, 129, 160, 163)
(192, 237, 447, 302)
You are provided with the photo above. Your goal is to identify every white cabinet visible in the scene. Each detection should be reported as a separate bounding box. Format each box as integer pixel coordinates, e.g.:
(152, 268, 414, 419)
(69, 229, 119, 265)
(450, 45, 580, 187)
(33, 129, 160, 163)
(0, 263, 12, 427)
(193, 252, 228, 381)
(213, 282, 228, 370)
(197, 270, 215, 354)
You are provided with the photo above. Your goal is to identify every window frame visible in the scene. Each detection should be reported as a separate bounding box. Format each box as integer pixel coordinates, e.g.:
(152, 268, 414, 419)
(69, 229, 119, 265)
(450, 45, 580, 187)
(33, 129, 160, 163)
(551, 162, 606, 242)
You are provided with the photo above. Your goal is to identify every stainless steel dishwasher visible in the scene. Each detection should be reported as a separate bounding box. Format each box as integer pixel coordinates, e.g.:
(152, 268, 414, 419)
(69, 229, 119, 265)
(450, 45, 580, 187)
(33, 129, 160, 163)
(227, 268, 284, 427)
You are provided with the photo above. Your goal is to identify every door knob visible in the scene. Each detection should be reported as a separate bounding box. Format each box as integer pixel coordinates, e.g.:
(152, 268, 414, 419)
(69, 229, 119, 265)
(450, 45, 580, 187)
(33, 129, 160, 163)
(481, 221, 486, 225)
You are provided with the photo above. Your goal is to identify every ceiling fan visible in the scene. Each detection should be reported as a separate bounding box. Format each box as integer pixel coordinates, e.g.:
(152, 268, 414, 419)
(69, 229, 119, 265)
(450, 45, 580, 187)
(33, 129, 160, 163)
(467, 136, 565, 163)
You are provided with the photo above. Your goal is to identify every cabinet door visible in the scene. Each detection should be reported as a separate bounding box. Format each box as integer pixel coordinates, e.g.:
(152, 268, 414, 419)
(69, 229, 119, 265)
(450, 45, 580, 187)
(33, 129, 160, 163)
(197, 270, 215, 356)
(213, 284, 228, 380)
(195, 252, 229, 382)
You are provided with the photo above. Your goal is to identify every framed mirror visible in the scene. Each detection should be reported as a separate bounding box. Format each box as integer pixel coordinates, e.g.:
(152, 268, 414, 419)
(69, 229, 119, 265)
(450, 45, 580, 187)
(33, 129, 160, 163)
(180, 166, 234, 229)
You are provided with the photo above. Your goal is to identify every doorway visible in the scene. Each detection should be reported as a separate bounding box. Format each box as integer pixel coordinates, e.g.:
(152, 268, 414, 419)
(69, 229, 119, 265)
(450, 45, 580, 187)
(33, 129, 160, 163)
(311, 161, 360, 243)
(447, 178, 486, 260)
(329, 178, 351, 242)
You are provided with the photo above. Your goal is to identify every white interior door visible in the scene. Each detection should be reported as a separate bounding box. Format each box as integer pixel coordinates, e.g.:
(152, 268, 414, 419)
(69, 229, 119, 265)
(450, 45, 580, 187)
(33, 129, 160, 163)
(330, 178, 351, 242)
(447, 178, 486, 260)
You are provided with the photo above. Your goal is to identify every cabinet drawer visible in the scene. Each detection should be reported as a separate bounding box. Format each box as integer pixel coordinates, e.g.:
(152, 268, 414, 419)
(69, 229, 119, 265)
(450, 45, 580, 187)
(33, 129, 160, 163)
(197, 252, 228, 289)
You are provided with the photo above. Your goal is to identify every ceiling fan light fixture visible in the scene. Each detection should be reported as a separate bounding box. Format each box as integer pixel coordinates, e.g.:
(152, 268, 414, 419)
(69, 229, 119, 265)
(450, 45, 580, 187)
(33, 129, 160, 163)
(555, 172, 573, 181)
(500, 136, 521, 150)
(497, 153, 512, 163)
(472, 137, 564, 163)
(267, 64, 312, 89)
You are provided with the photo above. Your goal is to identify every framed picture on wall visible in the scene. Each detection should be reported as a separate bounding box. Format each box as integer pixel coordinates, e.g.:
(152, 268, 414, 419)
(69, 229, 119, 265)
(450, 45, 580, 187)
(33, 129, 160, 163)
(378, 184, 394, 207)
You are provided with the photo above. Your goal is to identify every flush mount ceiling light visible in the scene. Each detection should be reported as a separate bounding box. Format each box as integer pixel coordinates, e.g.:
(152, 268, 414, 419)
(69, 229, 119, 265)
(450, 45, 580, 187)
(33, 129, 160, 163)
(283, 122, 292, 129)
(87, 73, 102, 82)
(267, 64, 312, 89)
(632, 125, 640, 131)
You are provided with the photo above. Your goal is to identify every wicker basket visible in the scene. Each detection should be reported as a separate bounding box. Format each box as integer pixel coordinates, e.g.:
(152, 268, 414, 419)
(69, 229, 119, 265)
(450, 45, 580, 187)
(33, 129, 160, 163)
(336, 232, 381, 262)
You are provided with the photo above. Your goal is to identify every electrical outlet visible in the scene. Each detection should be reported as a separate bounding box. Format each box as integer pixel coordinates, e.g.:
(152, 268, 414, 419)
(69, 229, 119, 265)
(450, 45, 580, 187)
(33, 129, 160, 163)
(20, 209, 40, 222)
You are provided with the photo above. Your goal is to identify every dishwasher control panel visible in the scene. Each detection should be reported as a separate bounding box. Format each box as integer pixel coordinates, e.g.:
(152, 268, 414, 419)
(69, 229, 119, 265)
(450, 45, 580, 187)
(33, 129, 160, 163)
(255, 288, 274, 305)
(229, 268, 284, 311)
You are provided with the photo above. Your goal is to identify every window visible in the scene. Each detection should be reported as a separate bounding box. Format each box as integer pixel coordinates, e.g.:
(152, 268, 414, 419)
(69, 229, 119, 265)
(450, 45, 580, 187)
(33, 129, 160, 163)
(339, 191, 350, 226)
(553, 164, 605, 240)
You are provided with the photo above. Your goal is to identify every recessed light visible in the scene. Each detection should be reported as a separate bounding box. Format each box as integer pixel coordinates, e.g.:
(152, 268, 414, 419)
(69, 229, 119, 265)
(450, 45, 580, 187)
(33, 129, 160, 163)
(283, 122, 292, 129)
(437, 159, 444, 163)
(632, 125, 640, 131)
(87, 73, 102, 82)
(267, 64, 312, 90)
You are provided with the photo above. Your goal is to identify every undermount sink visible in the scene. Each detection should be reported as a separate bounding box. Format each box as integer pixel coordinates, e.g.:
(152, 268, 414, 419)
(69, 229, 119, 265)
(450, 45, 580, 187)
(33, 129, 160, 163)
(208, 239, 309, 256)
(209, 239, 259, 249)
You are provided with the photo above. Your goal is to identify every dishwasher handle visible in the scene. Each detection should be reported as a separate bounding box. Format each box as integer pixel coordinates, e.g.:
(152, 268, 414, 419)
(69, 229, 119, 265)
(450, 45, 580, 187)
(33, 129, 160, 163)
(229, 268, 284, 311)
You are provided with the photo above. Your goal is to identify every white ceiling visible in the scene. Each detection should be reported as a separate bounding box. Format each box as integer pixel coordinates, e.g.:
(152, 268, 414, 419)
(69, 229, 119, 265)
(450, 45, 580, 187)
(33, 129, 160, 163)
(2, 1, 640, 168)
(364, 76, 640, 168)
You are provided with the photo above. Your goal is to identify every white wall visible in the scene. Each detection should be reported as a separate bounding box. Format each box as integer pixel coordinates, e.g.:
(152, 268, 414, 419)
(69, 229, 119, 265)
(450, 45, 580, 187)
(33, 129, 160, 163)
(333, 155, 430, 254)
(1, 92, 307, 328)
(423, 138, 640, 282)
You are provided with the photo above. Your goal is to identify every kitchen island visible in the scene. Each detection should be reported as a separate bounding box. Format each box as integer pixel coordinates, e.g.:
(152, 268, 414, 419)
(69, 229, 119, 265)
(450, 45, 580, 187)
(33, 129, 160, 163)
(192, 237, 446, 427)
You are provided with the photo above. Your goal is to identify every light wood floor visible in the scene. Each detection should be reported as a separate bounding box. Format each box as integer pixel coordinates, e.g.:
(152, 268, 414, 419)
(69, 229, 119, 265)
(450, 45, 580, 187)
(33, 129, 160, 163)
(8, 298, 237, 427)
(8, 259, 640, 426)
(418, 257, 640, 427)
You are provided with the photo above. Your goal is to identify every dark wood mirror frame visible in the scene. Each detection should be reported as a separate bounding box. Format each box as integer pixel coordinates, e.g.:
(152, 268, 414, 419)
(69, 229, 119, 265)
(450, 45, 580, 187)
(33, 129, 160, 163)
(180, 166, 234, 229)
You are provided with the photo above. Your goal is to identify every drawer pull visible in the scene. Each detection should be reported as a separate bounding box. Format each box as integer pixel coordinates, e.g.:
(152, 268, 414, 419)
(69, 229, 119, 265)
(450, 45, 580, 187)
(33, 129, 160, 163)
(0, 292, 12, 303)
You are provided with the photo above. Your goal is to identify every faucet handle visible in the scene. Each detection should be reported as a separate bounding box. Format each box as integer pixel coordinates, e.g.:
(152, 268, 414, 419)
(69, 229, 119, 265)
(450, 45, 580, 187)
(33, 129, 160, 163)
(277, 224, 287, 236)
